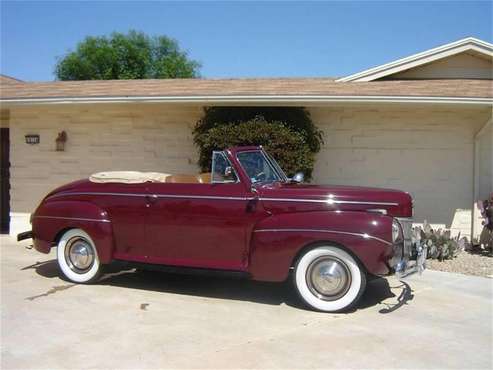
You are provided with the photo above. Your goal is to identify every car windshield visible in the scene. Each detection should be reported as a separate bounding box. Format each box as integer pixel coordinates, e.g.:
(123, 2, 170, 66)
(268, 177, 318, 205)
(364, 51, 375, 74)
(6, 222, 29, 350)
(237, 150, 287, 184)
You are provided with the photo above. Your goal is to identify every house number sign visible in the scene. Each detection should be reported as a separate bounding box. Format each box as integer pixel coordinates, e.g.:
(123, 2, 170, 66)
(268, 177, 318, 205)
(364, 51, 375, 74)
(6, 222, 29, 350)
(25, 134, 40, 144)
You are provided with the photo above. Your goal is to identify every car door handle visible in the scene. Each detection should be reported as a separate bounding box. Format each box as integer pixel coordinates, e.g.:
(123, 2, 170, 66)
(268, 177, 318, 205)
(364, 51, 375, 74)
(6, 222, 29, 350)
(146, 194, 158, 204)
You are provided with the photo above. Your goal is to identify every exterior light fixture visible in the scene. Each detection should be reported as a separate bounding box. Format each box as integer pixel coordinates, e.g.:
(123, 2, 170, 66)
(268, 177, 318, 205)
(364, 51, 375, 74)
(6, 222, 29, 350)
(56, 131, 67, 151)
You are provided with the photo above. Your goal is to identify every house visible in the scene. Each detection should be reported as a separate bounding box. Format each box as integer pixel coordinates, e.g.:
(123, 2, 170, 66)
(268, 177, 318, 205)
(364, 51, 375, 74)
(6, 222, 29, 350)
(0, 37, 492, 237)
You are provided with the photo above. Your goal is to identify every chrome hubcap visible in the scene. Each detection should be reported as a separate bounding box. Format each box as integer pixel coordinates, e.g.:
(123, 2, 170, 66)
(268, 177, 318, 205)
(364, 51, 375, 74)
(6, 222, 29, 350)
(65, 237, 95, 274)
(306, 256, 351, 301)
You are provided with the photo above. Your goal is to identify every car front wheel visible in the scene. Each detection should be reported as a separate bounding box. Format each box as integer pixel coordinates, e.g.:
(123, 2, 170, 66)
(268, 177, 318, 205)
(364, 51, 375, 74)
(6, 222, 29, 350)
(294, 246, 366, 312)
(57, 228, 103, 283)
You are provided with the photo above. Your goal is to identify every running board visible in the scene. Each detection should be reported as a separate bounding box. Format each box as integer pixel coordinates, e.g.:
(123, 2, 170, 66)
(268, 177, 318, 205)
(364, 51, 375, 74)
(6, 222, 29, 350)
(112, 260, 251, 279)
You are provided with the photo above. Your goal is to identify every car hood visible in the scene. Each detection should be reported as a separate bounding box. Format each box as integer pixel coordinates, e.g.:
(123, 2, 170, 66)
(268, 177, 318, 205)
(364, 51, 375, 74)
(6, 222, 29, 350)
(257, 182, 413, 218)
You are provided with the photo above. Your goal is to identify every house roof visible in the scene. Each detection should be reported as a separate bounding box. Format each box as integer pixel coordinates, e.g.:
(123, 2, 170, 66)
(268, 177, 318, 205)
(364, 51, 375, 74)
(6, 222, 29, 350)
(337, 37, 493, 82)
(0, 74, 24, 85)
(1, 37, 492, 106)
(0, 78, 491, 105)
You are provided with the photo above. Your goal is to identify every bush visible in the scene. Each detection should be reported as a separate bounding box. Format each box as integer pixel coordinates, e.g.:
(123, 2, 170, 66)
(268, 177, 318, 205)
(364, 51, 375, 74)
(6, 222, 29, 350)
(193, 107, 323, 180)
(194, 116, 315, 179)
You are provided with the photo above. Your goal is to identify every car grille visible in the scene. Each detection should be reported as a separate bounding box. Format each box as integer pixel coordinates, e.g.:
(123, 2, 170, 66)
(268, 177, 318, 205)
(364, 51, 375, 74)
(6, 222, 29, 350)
(397, 217, 414, 259)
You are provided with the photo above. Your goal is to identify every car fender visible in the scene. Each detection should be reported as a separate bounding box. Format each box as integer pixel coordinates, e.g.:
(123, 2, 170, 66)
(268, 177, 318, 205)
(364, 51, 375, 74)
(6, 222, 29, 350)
(248, 210, 394, 281)
(32, 200, 114, 263)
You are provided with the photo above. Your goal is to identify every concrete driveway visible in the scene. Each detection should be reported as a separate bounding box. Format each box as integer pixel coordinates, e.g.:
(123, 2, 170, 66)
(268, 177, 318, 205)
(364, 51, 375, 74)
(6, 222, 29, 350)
(2, 235, 492, 369)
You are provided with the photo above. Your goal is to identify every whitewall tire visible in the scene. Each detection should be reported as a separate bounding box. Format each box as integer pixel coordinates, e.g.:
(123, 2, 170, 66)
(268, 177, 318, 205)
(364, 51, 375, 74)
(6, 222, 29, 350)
(57, 228, 102, 284)
(294, 246, 366, 312)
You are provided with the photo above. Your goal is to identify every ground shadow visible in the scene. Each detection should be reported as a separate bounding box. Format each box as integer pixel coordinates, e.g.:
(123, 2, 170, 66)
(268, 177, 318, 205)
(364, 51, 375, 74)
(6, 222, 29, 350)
(466, 248, 493, 257)
(24, 259, 413, 313)
(21, 260, 60, 278)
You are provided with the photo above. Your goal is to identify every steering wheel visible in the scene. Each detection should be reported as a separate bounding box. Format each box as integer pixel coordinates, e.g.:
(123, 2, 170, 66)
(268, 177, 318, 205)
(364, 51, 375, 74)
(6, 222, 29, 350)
(255, 172, 266, 182)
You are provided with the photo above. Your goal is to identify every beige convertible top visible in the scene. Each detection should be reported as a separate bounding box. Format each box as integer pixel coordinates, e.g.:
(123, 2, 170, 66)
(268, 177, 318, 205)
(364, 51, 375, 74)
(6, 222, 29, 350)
(89, 171, 171, 184)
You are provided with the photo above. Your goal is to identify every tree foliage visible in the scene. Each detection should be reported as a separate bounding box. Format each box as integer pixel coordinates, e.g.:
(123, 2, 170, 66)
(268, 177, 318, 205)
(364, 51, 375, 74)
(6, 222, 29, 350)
(193, 107, 323, 180)
(55, 30, 200, 80)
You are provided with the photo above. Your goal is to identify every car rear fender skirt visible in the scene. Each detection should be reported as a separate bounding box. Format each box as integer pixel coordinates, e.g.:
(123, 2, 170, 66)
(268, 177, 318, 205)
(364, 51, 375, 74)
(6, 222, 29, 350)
(248, 210, 394, 281)
(32, 200, 114, 263)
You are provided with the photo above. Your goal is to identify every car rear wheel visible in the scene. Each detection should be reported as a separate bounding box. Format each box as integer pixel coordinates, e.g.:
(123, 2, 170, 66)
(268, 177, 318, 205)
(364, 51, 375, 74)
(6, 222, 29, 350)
(57, 228, 102, 283)
(294, 246, 366, 312)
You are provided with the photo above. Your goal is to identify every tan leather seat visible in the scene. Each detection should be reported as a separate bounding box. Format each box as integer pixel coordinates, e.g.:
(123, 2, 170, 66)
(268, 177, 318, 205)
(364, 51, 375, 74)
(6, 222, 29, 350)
(165, 174, 200, 184)
(164, 172, 212, 184)
(196, 173, 211, 184)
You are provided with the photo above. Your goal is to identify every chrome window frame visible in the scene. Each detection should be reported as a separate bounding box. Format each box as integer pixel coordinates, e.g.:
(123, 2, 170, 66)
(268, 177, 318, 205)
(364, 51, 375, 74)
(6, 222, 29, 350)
(263, 150, 288, 182)
(236, 149, 284, 184)
(211, 150, 240, 184)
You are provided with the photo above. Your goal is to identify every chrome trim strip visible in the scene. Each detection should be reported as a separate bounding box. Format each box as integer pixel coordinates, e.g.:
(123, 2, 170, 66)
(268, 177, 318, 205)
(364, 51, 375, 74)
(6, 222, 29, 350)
(34, 215, 111, 223)
(48, 192, 146, 199)
(155, 194, 253, 201)
(368, 208, 388, 215)
(253, 228, 392, 246)
(49, 191, 395, 206)
(259, 197, 399, 206)
(48, 192, 254, 202)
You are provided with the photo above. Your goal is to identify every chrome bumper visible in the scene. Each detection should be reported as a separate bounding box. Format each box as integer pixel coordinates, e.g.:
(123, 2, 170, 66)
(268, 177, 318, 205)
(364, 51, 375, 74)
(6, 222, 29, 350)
(17, 230, 33, 242)
(392, 218, 427, 279)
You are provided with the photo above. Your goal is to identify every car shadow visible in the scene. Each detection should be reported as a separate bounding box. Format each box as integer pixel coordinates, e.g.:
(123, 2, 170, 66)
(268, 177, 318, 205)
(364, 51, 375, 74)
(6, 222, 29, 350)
(23, 259, 413, 313)
(357, 277, 414, 314)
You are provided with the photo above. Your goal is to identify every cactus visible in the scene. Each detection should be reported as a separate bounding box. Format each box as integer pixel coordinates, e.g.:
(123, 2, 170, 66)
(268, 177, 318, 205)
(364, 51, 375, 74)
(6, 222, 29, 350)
(411, 220, 465, 261)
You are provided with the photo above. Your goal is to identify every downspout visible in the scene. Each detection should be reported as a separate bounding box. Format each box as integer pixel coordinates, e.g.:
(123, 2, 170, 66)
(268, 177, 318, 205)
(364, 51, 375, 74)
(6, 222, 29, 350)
(472, 118, 493, 240)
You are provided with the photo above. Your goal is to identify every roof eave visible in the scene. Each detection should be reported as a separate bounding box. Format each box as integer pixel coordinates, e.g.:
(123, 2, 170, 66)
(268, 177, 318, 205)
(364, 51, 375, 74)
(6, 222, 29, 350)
(1, 95, 492, 106)
(337, 37, 493, 82)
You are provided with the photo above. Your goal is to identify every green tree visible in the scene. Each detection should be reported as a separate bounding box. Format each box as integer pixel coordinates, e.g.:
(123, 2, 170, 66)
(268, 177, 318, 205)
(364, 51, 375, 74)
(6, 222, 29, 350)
(55, 30, 200, 80)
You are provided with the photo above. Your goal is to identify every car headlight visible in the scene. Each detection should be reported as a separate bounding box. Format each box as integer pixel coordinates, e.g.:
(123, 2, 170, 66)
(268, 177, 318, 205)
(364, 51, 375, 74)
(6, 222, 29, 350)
(392, 219, 403, 243)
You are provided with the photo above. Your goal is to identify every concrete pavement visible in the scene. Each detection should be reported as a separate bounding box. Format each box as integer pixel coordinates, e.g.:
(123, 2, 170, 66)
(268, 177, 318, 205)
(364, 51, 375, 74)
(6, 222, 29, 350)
(1, 235, 492, 369)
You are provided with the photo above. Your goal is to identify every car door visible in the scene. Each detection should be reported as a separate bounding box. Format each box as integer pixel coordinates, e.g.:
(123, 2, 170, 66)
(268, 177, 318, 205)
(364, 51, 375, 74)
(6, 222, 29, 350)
(145, 152, 261, 271)
(98, 183, 150, 260)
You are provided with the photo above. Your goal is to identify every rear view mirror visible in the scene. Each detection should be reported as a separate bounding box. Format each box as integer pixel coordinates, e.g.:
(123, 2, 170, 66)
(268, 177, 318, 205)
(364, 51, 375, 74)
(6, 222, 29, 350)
(291, 172, 304, 183)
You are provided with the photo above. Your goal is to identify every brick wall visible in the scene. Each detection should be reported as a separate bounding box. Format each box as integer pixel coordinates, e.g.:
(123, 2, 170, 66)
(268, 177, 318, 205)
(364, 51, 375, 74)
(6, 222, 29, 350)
(10, 103, 203, 213)
(8, 103, 492, 238)
(309, 105, 492, 236)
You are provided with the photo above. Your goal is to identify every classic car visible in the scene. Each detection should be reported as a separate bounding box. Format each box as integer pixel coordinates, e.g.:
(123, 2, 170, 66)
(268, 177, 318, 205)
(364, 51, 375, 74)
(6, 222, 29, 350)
(18, 146, 426, 312)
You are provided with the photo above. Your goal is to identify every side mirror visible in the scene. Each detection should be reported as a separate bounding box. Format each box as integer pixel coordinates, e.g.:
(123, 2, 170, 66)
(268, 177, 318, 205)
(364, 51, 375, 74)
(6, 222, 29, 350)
(291, 172, 304, 183)
(224, 166, 233, 177)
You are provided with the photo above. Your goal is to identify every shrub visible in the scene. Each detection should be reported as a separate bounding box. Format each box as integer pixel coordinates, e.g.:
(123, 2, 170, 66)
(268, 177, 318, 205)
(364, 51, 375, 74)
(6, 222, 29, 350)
(194, 116, 315, 179)
(193, 107, 323, 180)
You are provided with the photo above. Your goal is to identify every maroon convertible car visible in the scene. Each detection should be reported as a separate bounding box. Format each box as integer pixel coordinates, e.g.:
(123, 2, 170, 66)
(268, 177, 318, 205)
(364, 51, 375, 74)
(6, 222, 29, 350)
(18, 146, 426, 312)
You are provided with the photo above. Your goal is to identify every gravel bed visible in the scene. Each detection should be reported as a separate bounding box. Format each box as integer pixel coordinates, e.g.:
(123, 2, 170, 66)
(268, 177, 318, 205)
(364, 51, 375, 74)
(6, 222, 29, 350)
(426, 252, 493, 278)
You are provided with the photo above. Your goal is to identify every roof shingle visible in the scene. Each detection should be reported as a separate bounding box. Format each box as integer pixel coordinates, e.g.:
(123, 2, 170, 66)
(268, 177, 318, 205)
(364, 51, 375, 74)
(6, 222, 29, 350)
(0, 78, 491, 101)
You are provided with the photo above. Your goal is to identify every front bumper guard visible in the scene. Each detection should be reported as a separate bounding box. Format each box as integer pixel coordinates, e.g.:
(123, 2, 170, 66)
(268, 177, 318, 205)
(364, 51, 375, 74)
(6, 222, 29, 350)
(392, 218, 427, 279)
(394, 243, 427, 279)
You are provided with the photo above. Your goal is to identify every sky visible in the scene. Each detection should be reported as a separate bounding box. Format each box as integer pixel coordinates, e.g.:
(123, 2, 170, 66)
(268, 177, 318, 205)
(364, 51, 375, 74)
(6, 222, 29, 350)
(1, 1, 492, 81)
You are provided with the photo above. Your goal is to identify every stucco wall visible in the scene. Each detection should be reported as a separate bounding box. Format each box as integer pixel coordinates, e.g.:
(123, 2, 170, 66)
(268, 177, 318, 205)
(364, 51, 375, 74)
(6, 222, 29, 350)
(9, 104, 203, 213)
(309, 105, 492, 236)
(384, 52, 493, 80)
